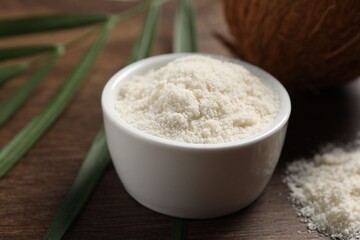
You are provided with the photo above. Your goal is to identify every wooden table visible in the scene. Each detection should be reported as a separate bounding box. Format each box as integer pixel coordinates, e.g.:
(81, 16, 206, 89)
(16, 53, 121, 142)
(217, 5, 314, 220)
(1, 1, 359, 239)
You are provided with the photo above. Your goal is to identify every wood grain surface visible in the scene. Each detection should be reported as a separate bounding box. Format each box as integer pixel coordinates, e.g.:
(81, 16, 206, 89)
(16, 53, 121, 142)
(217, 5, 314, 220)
(1, 0, 360, 239)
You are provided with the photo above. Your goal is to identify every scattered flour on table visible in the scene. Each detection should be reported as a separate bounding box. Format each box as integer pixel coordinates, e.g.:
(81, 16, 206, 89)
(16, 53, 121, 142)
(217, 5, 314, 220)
(115, 55, 279, 144)
(284, 139, 360, 239)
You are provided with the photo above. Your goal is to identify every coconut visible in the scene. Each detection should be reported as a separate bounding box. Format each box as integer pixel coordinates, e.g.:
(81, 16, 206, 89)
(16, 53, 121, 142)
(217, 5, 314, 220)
(223, 0, 360, 90)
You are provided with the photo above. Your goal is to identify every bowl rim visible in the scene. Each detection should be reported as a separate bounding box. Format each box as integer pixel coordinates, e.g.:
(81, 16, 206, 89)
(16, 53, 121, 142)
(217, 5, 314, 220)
(101, 53, 291, 150)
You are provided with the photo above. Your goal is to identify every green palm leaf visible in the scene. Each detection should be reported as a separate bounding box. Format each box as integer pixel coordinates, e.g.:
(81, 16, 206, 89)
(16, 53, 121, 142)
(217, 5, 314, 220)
(173, 0, 197, 53)
(44, 128, 110, 240)
(0, 63, 29, 86)
(172, 218, 188, 240)
(0, 45, 58, 61)
(129, 2, 161, 62)
(0, 49, 61, 127)
(0, 19, 115, 178)
(44, 1, 162, 239)
(0, 15, 109, 37)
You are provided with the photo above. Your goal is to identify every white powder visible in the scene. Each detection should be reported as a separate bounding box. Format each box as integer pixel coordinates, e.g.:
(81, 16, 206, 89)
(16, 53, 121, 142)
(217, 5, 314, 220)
(285, 143, 360, 239)
(115, 55, 279, 144)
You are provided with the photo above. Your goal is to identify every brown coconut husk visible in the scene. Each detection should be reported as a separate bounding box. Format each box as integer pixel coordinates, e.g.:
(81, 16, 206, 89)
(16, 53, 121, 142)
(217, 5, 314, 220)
(223, 0, 360, 90)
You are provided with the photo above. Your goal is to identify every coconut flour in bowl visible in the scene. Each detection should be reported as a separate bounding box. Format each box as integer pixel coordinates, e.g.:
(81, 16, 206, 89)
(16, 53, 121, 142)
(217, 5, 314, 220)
(115, 55, 279, 144)
(102, 53, 290, 218)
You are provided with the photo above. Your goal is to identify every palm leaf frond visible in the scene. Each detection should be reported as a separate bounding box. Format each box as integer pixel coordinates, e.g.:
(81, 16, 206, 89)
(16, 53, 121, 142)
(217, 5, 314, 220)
(0, 63, 29, 86)
(0, 45, 59, 61)
(0, 49, 61, 127)
(44, 1, 162, 239)
(173, 0, 197, 52)
(0, 19, 115, 178)
(0, 15, 109, 37)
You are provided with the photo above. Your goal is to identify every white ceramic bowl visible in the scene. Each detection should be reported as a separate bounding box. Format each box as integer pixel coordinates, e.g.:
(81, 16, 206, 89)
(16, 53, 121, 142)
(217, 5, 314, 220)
(102, 53, 291, 219)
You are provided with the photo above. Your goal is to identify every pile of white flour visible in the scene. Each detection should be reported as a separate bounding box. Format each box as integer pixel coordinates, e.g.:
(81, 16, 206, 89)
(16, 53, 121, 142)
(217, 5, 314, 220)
(115, 55, 278, 144)
(285, 141, 360, 239)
